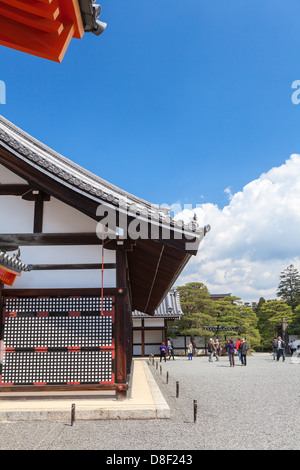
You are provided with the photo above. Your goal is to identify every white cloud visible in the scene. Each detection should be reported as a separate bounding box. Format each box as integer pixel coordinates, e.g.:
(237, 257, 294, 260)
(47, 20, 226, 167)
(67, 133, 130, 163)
(175, 154, 300, 303)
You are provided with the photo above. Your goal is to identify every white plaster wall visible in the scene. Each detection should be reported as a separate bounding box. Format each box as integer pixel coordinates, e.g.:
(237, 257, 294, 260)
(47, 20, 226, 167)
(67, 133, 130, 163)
(0, 166, 117, 289)
(0, 164, 28, 184)
(133, 330, 141, 343)
(144, 318, 165, 327)
(20, 245, 115, 265)
(5, 268, 116, 289)
(145, 330, 164, 343)
(145, 345, 160, 356)
(43, 197, 98, 233)
(133, 345, 142, 356)
(5, 245, 116, 289)
(0, 196, 34, 233)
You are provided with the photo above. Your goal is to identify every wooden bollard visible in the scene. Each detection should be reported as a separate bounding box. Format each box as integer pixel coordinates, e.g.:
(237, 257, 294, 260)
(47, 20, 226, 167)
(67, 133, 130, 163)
(166, 371, 169, 384)
(160, 365, 162, 375)
(71, 403, 76, 426)
(194, 400, 197, 423)
(176, 381, 179, 398)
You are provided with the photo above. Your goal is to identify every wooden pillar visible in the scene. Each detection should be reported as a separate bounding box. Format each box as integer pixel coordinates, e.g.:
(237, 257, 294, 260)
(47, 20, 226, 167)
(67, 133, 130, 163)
(141, 319, 145, 357)
(33, 192, 44, 233)
(164, 319, 168, 344)
(115, 245, 128, 399)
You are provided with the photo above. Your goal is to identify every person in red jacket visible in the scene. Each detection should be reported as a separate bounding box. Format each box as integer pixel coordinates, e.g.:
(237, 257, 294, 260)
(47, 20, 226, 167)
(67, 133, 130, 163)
(235, 338, 242, 362)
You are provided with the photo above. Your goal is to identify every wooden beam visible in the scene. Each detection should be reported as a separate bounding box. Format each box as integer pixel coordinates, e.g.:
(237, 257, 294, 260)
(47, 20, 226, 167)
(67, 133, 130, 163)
(31, 263, 116, 271)
(0, 233, 102, 246)
(0, 0, 60, 21)
(2, 287, 119, 297)
(0, 3, 64, 35)
(0, 383, 128, 393)
(0, 0, 84, 62)
(0, 184, 31, 196)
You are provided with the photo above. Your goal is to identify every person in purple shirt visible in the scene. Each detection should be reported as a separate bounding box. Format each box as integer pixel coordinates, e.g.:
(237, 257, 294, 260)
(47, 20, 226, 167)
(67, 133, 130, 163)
(160, 342, 167, 362)
(226, 339, 236, 367)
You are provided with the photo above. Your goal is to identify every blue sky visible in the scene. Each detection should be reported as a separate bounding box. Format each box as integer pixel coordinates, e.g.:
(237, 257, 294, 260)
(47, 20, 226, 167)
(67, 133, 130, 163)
(1, 0, 300, 210)
(1, 1, 300, 301)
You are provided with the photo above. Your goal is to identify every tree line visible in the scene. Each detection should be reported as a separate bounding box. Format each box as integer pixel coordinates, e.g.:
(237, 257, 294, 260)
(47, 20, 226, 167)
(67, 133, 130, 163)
(172, 264, 300, 351)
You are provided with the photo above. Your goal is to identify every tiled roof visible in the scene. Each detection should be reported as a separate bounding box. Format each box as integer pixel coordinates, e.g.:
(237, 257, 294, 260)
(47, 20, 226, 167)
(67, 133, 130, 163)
(133, 288, 183, 319)
(0, 115, 209, 239)
(210, 293, 231, 298)
(0, 250, 32, 273)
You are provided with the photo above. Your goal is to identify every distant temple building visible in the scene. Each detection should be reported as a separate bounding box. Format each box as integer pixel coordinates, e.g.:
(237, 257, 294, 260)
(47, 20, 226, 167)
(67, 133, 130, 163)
(0, 115, 209, 397)
(132, 292, 232, 357)
(133, 288, 183, 356)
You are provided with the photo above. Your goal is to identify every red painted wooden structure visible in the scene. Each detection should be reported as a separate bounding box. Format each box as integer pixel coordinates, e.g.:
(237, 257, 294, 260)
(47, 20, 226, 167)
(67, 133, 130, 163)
(0, 0, 104, 62)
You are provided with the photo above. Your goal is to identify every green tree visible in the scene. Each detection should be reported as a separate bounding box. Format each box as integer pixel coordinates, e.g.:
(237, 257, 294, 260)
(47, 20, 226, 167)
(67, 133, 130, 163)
(287, 304, 300, 335)
(257, 299, 294, 349)
(175, 284, 260, 349)
(211, 296, 260, 348)
(252, 297, 266, 315)
(176, 282, 215, 341)
(277, 264, 300, 311)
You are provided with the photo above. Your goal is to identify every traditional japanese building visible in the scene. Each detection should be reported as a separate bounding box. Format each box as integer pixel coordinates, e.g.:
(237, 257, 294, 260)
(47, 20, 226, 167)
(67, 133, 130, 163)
(132, 288, 183, 357)
(0, 0, 106, 62)
(0, 115, 210, 398)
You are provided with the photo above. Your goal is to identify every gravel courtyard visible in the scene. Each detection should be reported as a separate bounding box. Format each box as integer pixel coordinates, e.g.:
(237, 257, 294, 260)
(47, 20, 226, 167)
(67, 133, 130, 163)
(0, 353, 299, 450)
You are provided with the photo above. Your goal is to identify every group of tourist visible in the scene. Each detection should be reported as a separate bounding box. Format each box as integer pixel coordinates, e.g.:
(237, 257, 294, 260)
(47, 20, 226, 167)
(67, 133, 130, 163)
(272, 336, 285, 361)
(271, 336, 300, 362)
(159, 339, 175, 362)
(159, 337, 250, 366)
(288, 339, 300, 356)
(208, 337, 249, 367)
(159, 336, 299, 364)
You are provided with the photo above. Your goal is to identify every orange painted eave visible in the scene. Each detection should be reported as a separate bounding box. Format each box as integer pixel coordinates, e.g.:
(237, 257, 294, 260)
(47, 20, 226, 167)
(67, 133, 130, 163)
(0, 0, 85, 62)
(0, 266, 20, 287)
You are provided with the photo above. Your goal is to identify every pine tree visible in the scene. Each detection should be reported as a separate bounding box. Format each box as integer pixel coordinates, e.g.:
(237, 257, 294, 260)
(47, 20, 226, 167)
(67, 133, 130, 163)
(258, 299, 293, 348)
(176, 284, 260, 348)
(176, 282, 215, 340)
(277, 264, 300, 310)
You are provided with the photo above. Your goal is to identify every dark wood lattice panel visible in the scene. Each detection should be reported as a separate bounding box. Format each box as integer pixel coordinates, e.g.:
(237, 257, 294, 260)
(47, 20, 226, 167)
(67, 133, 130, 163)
(3, 315, 113, 348)
(1, 350, 113, 385)
(0, 295, 115, 387)
(5, 296, 113, 314)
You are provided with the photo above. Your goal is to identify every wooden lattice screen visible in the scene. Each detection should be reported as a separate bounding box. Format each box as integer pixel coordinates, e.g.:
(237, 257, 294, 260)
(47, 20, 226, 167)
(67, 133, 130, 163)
(0, 295, 115, 387)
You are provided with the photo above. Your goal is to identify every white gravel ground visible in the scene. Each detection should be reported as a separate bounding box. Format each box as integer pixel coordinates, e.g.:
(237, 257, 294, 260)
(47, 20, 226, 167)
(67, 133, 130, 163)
(0, 353, 298, 450)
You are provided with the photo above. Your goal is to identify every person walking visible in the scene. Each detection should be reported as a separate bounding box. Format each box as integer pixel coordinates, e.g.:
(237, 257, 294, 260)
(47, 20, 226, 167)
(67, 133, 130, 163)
(215, 338, 220, 361)
(291, 339, 297, 357)
(208, 338, 215, 362)
(226, 339, 235, 367)
(240, 338, 249, 366)
(272, 337, 278, 360)
(159, 342, 167, 362)
(235, 338, 242, 362)
(187, 341, 193, 360)
(167, 338, 175, 360)
(276, 336, 286, 362)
